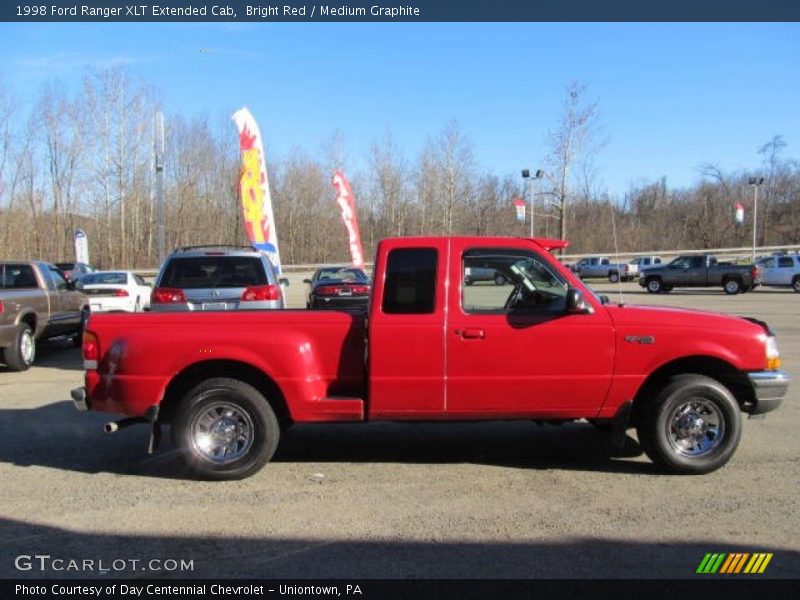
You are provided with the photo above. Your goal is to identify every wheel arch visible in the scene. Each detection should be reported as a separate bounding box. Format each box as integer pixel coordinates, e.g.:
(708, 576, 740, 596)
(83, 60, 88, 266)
(18, 310, 37, 332)
(158, 359, 292, 429)
(631, 355, 755, 423)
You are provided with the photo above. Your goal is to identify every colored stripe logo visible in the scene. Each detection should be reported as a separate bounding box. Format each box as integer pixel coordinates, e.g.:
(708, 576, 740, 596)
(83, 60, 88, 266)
(697, 552, 773, 574)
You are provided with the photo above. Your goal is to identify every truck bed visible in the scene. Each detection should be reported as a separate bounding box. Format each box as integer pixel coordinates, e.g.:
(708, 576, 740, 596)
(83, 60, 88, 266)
(84, 310, 367, 421)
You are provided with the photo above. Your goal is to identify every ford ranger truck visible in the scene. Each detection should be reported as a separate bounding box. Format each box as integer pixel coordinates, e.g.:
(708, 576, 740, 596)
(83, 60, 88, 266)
(639, 254, 760, 295)
(71, 237, 790, 480)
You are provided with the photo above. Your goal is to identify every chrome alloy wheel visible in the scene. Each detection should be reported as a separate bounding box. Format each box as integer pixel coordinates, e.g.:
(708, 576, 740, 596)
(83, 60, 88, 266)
(189, 401, 255, 464)
(666, 398, 725, 457)
(20, 328, 35, 365)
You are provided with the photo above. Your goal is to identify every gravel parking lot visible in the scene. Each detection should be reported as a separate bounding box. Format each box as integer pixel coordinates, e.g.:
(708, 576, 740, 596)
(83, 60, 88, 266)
(1, 275, 798, 579)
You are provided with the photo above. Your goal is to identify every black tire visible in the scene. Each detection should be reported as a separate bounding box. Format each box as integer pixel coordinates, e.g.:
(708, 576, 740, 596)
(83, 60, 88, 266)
(2, 322, 35, 371)
(636, 374, 741, 474)
(792, 277, 800, 293)
(173, 377, 280, 480)
(465, 277, 473, 286)
(72, 308, 89, 348)
(494, 273, 506, 286)
(723, 278, 742, 295)
(646, 277, 662, 294)
(609, 272, 620, 283)
(588, 419, 613, 431)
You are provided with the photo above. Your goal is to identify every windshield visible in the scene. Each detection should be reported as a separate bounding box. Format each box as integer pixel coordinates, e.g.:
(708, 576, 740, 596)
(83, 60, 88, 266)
(160, 256, 268, 289)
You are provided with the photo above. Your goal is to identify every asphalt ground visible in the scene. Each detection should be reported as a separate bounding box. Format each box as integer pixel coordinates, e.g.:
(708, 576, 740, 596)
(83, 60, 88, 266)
(0, 275, 798, 579)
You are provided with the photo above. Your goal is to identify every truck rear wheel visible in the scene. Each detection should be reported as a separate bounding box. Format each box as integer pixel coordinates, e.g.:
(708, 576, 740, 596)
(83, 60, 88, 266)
(174, 377, 279, 480)
(646, 277, 662, 293)
(608, 272, 620, 283)
(723, 278, 742, 295)
(636, 374, 741, 475)
(2, 323, 35, 371)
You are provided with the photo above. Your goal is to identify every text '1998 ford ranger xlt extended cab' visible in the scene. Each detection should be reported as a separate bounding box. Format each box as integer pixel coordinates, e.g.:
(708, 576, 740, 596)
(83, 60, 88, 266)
(71, 237, 790, 479)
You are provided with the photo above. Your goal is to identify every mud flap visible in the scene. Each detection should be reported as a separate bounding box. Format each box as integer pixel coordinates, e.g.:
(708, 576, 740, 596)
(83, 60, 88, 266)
(145, 405, 161, 455)
(611, 401, 633, 450)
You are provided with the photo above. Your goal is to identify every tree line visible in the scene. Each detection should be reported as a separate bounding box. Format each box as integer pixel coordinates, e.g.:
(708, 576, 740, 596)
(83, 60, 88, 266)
(0, 69, 797, 269)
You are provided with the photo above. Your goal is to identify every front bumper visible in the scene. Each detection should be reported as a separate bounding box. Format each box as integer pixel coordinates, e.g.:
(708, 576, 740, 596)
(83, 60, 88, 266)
(747, 370, 790, 414)
(71, 386, 89, 411)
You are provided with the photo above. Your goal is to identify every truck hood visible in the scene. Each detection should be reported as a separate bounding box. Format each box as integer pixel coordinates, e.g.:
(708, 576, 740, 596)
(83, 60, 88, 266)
(602, 303, 766, 336)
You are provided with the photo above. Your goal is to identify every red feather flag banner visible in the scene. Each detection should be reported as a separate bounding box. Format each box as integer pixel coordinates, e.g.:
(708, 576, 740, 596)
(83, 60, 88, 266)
(512, 197, 526, 222)
(332, 170, 366, 268)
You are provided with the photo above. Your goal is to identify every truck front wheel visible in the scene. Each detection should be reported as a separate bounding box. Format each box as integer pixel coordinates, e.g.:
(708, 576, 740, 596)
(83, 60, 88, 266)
(792, 276, 800, 293)
(174, 378, 280, 480)
(636, 374, 741, 475)
(646, 277, 662, 293)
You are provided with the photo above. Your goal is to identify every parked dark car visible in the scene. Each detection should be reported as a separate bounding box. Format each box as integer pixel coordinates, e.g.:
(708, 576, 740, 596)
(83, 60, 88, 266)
(54, 261, 95, 283)
(304, 266, 370, 310)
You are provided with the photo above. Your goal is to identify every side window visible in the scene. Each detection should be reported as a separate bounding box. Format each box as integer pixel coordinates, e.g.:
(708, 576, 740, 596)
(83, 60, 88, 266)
(49, 267, 69, 291)
(763, 257, 776, 268)
(778, 257, 794, 268)
(382, 248, 437, 315)
(3, 265, 38, 289)
(462, 248, 567, 314)
(653, 258, 661, 265)
(134, 274, 147, 286)
(691, 256, 705, 268)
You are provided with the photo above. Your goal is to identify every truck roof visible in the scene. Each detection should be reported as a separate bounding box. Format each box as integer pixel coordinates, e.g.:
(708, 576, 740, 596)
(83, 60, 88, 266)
(377, 236, 569, 252)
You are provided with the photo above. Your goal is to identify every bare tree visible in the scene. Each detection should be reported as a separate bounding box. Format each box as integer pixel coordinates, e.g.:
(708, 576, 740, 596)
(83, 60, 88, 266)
(545, 81, 600, 245)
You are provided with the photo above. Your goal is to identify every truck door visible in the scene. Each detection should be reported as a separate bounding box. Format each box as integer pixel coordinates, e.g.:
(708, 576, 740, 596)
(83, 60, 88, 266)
(776, 256, 795, 285)
(445, 241, 614, 416)
(367, 240, 448, 418)
(44, 266, 81, 335)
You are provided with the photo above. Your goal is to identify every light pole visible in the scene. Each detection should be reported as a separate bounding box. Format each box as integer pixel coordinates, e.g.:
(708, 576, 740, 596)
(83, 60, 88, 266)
(749, 176, 764, 261)
(521, 169, 544, 238)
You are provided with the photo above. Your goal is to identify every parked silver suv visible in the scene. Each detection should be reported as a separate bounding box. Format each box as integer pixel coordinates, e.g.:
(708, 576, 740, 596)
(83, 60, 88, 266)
(150, 245, 287, 312)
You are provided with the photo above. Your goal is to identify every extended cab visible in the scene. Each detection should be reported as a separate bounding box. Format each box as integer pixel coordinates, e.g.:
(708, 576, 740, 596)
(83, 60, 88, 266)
(71, 237, 789, 479)
(639, 254, 761, 295)
(1, 261, 89, 370)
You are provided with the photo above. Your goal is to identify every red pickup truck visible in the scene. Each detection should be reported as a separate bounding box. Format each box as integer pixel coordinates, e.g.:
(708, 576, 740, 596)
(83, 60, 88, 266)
(71, 236, 789, 479)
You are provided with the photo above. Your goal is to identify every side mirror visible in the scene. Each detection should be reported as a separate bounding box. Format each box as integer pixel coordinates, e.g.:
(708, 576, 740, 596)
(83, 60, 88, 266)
(302, 278, 311, 284)
(566, 288, 594, 315)
(279, 277, 290, 287)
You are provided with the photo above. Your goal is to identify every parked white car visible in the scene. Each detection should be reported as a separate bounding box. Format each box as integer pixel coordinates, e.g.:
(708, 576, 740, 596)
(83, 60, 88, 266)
(77, 271, 152, 312)
(756, 254, 800, 292)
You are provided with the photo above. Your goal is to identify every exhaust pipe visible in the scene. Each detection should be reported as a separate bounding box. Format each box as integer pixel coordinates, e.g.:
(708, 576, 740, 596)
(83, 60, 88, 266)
(104, 417, 147, 433)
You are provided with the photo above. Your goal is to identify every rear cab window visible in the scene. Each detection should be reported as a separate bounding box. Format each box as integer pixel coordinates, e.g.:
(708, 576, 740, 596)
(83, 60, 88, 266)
(1, 264, 38, 289)
(382, 248, 437, 314)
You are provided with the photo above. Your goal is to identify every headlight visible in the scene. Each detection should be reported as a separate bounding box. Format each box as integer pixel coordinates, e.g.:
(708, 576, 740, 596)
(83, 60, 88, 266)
(766, 336, 781, 370)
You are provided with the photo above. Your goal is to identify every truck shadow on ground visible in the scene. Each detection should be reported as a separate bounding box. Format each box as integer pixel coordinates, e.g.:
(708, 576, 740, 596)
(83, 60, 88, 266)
(0, 338, 82, 373)
(2, 515, 798, 578)
(0, 402, 650, 479)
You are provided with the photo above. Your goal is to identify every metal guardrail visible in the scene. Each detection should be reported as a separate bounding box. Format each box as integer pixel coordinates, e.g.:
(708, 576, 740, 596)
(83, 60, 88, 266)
(128, 243, 800, 277)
